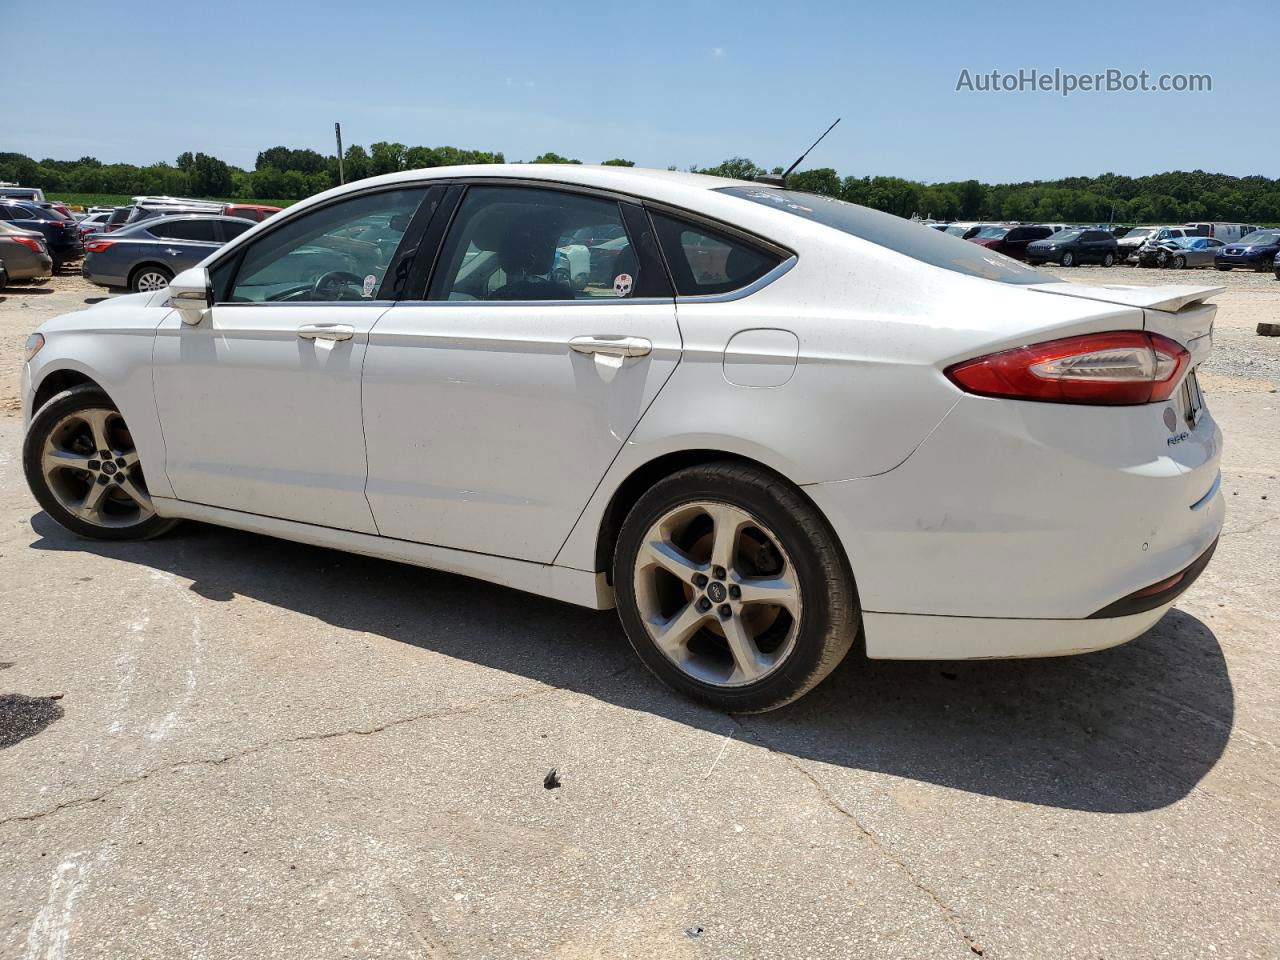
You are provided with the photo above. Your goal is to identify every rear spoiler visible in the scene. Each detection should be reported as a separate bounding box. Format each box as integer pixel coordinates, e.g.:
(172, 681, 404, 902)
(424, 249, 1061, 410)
(1026, 283, 1224, 314)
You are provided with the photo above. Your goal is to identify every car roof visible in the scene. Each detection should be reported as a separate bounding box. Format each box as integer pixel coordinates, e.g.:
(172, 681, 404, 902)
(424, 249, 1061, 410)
(119, 213, 251, 233)
(255, 164, 844, 253)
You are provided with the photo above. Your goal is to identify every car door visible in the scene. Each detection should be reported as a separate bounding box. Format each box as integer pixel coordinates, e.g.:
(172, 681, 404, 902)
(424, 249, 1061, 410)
(144, 218, 222, 272)
(361, 182, 681, 562)
(152, 185, 437, 533)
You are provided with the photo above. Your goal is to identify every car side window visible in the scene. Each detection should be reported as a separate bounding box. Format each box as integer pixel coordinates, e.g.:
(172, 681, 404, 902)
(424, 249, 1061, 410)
(649, 212, 781, 296)
(429, 186, 643, 302)
(220, 219, 254, 242)
(150, 220, 218, 242)
(224, 188, 427, 303)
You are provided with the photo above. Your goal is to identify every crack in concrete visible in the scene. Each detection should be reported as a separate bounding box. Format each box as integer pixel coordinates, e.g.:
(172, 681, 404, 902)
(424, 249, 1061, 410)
(735, 716, 986, 957)
(0, 685, 557, 831)
(1219, 514, 1280, 538)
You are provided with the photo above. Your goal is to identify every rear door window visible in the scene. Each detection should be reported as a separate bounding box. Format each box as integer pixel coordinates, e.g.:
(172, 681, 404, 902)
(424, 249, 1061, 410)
(429, 185, 659, 301)
(649, 213, 781, 296)
(149, 219, 219, 242)
(219, 219, 255, 241)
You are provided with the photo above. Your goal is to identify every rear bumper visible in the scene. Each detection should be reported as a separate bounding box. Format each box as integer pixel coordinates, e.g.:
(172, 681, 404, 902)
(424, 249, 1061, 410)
(6, 253, 53, 280)
(806, 388, 1224, 657)
(861, 605, 1172, 659)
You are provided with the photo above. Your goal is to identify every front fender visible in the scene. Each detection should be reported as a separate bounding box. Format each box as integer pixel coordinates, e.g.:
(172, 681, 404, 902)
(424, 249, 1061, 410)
(25, 309, 172, 499)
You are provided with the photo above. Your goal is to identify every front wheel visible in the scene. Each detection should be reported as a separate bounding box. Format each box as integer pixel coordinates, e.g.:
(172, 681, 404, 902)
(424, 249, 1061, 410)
(613, 462, 859, 713)
(23, 385, 179, 541)
(1060, 251, 1075, 267)
(1172, 255, 1186, 269)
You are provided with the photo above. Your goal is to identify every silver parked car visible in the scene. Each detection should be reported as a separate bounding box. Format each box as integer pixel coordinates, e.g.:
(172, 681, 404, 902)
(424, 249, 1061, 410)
(0, 222, 54, 281)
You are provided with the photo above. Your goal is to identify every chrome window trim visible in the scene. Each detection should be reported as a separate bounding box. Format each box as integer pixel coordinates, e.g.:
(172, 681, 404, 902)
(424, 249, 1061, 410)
(392, 297, 674, 308)
(211, 300, 398, 309)
(672, 255, 797, 304)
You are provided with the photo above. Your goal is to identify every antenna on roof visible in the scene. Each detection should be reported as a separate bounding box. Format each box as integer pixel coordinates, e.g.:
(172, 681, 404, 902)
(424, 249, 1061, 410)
(755, 118, 841, 187)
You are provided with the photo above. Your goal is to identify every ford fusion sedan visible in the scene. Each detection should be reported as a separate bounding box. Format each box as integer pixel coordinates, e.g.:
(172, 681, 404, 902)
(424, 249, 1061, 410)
(21, 166, 1224, 712)
(82, 214, 255, 291)
(1214, 230, 1280, 272)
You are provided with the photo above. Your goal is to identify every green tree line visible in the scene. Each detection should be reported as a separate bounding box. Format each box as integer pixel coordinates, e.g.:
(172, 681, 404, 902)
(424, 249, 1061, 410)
(3, 145, 1278, 223)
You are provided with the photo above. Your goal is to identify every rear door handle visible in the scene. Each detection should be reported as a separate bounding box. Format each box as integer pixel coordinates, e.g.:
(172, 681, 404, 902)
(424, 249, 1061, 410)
(297, 323, 354, 342)
(569, 335, 652, 358)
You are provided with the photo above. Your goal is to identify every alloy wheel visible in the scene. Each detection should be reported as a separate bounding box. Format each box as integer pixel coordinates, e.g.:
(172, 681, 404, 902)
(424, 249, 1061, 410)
(631, 501, 802, 687)
(135, 270, 169, 292)
(40, 407, 155, 528)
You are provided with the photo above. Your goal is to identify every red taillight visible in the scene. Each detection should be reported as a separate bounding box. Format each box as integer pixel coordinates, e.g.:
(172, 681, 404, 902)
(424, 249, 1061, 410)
(946, 331, 1191, 405)
(11, 235, 44, 253)
(84, 239, 116, 254)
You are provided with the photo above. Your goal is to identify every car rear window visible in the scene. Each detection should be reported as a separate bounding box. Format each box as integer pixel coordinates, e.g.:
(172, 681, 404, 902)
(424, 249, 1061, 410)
(717, 186, 1049, 285)
(649, 212, 782, 296)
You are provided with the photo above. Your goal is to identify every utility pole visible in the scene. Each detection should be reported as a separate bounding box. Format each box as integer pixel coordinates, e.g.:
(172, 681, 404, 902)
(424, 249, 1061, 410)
(335, 122, 345, 184)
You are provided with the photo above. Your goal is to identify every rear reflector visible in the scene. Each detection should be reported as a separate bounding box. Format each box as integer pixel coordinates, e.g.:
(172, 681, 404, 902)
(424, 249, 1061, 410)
(1089, 538, 1217, 618)
(946, 331, 1190, 405)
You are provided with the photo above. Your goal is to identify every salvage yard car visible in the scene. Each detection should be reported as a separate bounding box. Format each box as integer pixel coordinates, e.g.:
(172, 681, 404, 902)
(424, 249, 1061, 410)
(1024, 227, 1119, 266)
(81, 214, 255, 291)
(1214, 229, 1280, 272)
(1138, 236, 1225, 269)
(0, 222, 54, 281)
(20, 166, 1225, 712)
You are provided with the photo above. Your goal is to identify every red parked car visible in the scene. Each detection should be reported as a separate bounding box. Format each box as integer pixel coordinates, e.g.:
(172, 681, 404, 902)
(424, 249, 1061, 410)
(222, 204, 282, 222)
(967, 224, 1057, 262)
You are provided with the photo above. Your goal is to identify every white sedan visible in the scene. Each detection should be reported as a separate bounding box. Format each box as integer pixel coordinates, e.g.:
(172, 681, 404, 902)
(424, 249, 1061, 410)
(21, 166, 1224, 712)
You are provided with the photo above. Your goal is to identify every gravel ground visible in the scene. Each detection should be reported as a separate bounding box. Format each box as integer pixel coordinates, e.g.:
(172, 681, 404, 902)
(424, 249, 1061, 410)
(0, 267, 1277, 959)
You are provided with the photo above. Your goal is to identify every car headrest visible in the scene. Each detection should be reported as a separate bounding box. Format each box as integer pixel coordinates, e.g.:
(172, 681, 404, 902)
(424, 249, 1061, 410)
(497, 207, 567, 276)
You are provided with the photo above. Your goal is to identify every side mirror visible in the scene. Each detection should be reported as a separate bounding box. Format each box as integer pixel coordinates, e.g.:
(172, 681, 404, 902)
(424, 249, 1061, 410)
(168, 266, 212, 325)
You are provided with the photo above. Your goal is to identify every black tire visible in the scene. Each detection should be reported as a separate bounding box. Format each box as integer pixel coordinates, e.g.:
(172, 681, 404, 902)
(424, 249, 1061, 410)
(1102, 252, 1116, 267)
(23, 385, 179, 541)
(1172, 255, 1186, 269)
(128, 263, 173, 293)
(613, 461, 859, 713)
(1216, 265, 1230, 271)
(1060, 251, 1075, 267)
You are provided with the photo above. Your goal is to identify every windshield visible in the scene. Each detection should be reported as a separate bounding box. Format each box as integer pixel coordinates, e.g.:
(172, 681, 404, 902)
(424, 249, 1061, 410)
(975, 226, 1009, 239)
(1122, 228, 1154, 240)
(1049, 230, 1082, 242)
(1240, 231, 1280, 245)
(718, 188, 1048, 285)
(1170, 238, 1201, 249)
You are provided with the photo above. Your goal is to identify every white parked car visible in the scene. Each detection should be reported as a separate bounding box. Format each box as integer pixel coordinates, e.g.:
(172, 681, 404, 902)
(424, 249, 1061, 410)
(21, 166, 1225, 711)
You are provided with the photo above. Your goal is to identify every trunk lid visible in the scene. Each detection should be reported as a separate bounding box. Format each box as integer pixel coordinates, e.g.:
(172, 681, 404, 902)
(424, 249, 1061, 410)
(1025, 281, 1219, 363)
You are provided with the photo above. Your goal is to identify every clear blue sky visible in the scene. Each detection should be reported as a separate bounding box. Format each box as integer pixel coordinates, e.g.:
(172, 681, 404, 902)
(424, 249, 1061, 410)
(10, 0, 1274, 183)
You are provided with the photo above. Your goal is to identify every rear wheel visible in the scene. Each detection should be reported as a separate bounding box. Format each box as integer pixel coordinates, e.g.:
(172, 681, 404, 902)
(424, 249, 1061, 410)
(1102, 252, 1116, 267)
(129, 264, 172, 293)
(613, 462, 858, 713)
(23, 385, 178, 541)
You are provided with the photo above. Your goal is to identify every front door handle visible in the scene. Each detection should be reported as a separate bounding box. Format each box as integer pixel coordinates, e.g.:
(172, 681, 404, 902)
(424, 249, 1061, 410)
(297, 323, 354, 342)
(568, 335, 652, 358)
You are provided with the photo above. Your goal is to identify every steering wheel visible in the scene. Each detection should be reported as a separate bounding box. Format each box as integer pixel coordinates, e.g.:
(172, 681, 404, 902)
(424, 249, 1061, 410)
(312, 270, 366, 301)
